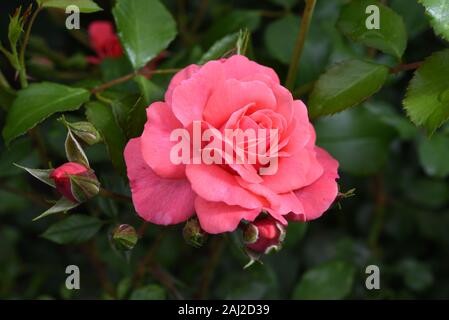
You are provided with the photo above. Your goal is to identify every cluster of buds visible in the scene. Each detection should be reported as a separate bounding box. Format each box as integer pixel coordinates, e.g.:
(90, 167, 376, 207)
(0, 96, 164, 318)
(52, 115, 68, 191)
(16, 117, 101, 220)
(182, 213, 287, 267)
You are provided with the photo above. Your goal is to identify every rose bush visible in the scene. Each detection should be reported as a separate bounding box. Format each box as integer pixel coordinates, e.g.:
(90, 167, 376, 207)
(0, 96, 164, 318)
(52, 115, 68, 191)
(124, 55, 339, 234)
(2, 0, 447, 300)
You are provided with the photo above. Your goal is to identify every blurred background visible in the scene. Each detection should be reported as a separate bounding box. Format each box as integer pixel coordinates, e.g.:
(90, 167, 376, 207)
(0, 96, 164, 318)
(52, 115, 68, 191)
(1, 0, 448, 299)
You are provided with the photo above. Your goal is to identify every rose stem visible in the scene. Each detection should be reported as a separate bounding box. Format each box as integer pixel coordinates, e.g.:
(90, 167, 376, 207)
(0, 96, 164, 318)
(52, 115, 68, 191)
(285, 0, 317, 91)
(90, 68, 179, 94)
(195, 236, 226, 299)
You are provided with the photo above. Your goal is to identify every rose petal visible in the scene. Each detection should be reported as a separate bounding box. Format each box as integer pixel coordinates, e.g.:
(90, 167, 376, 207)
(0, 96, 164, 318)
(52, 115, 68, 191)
(290, 147, 339, 221)
(236, 179, 303, 222)
(141, 102, 186, 179)
(195, 197, 260, 234)
(222, 55, 280, 84)
(125, 138, 195, 225)
(203, 79, 277, 128)
(171, 60, 225, 126)
(283, 100, 312, 154)
(165, 64, 200, 105)
(261, 145, 323, 193)
(186, 163, 265, 209)
(240, 73, 293, 125)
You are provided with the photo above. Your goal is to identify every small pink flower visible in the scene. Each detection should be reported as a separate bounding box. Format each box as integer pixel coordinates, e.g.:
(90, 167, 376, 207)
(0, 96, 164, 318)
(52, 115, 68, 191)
(87, 21, 123, 64)
(50, 162, 96, 202)
(243, 216, 285, 254)
(124, 55, 339, 234)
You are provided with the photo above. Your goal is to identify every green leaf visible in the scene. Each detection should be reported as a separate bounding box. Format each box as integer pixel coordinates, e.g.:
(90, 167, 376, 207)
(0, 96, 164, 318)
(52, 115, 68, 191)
(85, 102, 126, 175)
(418, 133, 449, 178)
(111, 100, 132, 132)
(126, 82, 163, 138)
(113, 0, 177, 70)
(419, 0, 449, 41)
(315, 106, 396, 176)
(0, 140, 35, 178)
(403, 49, 449, 133)
(284, 223, 308, 248)
(264, 13, 332, 84)
(270, 0, 298, 9)
(204, 10, 261, 47)
(117, 277, 132, 299)
(130, 285, 166, 300)
(217, 263, 279, 299)
(14, 164, 55, 187)
(337, 0, 407, 58)
(391, 0, 428, 38)
(38, 0, 103, 13)
(308, 60, 389, 118)
(292, 260, 355, 300)
(41, 215, 102, 244)
(33, 197, 79, 221)
(398, 259, 434, 292)
(403, 177, 449, 209)
(366, 101, 419, 140)
(0, 86, 16, 110)
(100, 57, 135, 92)
(2, 82, 90, 145)
(264, 15, 299, 65)
(125, 98, 149, 139)
(101, 92, 141, 131)
(134, 76, 163, 106)
(198, 33, 239, 64)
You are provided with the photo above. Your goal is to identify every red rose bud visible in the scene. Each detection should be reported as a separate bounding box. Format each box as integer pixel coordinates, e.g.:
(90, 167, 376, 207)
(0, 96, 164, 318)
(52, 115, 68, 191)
(243, 217, 286, 254)
(50, 162, 99, 203)
(112, 224, 138, 251)
(183, 217, 207, 248)
(87, 21, 123, 64)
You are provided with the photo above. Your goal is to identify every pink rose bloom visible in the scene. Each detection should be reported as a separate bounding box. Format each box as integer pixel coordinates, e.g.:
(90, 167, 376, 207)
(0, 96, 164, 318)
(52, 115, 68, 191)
(124, 55, 339, 234)
(87, 21, 123, 64)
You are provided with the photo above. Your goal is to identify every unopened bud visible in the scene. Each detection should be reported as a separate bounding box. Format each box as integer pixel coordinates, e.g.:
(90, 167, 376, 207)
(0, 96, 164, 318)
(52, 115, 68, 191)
(183, 217, 206, 248)
(69, 173, 100, 202)
(243, 217, 286, 254)
(112, 224, 138, 251)
(50, 162, 99, 203)
(67, 121, 102, 145)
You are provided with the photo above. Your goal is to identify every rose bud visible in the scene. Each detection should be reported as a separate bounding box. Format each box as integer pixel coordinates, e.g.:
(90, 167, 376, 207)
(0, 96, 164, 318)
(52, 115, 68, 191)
(112, 224, 138, 251)
(67, 121, 102, 145)
(87, 21, 123, 64)
(50, 162, 99, 203)
(183, 217, 207, 248)
(59, 116, 102, 146)
(243, 217, 286, 254)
